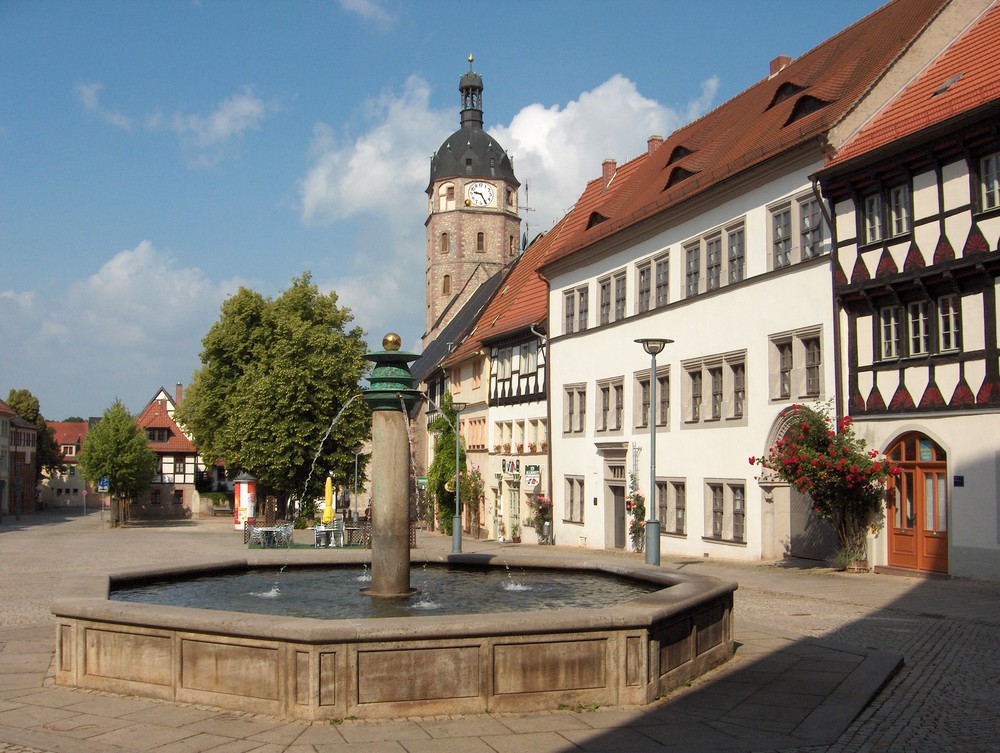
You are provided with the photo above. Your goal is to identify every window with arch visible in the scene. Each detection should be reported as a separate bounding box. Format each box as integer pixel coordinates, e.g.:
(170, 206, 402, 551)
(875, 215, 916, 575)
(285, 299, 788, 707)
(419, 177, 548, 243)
(440, 232, 452, 254)
(438, 183, 455, 211)
(442, 275, 451, 295)
(477, 231, 485, 252)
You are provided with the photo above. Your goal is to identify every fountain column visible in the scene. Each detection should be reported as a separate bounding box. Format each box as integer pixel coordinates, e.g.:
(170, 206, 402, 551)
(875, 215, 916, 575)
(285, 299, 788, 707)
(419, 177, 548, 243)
(362, 333, 422, 598)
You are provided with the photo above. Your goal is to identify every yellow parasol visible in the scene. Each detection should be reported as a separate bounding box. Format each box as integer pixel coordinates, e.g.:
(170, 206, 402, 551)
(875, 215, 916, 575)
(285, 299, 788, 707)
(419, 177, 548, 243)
(322, 475, 334, 525)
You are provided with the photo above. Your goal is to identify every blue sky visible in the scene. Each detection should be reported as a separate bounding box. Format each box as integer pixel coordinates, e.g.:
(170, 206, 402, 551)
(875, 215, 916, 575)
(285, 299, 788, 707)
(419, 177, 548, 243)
(1, 0, 884, 421)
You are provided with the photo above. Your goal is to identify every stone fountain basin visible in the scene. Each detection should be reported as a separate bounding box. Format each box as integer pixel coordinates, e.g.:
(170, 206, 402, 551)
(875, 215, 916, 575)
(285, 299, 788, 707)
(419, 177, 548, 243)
(51, 552, 736, 721)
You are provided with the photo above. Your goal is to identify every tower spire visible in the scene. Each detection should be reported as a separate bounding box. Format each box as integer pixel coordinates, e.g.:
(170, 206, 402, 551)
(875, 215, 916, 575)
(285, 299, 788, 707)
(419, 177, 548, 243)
(459, 54, 484, 129)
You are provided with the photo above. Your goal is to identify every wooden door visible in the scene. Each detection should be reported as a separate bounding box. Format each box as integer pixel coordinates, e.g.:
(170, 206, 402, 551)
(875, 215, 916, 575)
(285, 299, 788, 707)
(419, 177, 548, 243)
(886, 434, 948, 573)
(612, 486, 626, 549)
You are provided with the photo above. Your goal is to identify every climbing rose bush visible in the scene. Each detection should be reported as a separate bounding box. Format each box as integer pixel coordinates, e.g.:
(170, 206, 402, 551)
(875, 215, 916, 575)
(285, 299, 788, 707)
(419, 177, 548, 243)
(750, 404, 900, 561)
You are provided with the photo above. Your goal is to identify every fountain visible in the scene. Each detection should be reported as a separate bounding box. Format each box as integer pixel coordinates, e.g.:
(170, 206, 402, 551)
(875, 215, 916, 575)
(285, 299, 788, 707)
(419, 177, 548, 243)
(50, 333, 736, 721)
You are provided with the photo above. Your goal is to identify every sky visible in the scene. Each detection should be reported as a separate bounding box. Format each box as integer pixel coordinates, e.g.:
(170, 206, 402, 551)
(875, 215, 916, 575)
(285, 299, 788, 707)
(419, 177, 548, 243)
(1, 0, 886, 421)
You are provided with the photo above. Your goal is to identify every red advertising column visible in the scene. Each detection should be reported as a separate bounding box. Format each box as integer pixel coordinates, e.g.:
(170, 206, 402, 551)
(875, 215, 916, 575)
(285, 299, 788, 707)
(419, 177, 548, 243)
(233, 473, 257, 531)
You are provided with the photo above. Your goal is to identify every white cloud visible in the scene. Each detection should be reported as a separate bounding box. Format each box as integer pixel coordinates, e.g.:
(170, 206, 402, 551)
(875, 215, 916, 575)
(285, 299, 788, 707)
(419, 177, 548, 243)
(75, 82, 134, 132)
(0, 242, 243, 419)
(338, 0, 395, 28)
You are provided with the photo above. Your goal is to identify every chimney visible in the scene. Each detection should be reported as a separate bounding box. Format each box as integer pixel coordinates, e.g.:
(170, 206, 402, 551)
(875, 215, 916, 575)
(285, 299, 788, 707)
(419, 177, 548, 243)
(647, 135, 664, 154)
(770, 55, 792, 77)
(602, 158, 617, 188)
(175, 382, 183, 406)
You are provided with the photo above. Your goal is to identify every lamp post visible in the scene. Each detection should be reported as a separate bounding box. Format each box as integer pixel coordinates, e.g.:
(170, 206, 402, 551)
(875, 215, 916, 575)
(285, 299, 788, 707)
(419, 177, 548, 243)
(353, 446, 364, 516)
(635, 338, 673, 566)
(450, 402, 467, 553)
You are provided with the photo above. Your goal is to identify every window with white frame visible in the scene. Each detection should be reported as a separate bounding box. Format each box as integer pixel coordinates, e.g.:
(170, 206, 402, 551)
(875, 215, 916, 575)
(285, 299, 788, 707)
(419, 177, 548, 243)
(563, 384, 587, 434)
(637, 263, 652, 313)
(981, 151, 1000, 211)
(908, 301, 930, 356)
(655, 255, 669, 307)
(880, 306, 901, 359)
(704, 481, 746, 543)
(685, 243, 700, 297)
(769, 329, 823, 400)
(519, 341, 538, 374)
(939, 295, 961, 352)
(599, 277, 612, 325)
(864, 194, 883, 244)
(727, 224, 745, 283)
(564, 476, 585, 523)
(889, 184, 912, 238)
(772, 205, 792, 268)
(706, 235, 722, 291)
(497, 347, 513, 379)
(614, 272, 626, 321)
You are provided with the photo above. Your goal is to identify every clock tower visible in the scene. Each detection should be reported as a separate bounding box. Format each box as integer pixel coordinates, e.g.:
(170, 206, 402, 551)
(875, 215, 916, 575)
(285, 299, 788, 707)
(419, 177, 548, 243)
(424, 57, 521, 346)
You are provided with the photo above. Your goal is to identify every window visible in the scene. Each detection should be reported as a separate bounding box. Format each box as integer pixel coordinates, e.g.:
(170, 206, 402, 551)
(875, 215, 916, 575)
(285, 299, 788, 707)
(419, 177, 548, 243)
(563, 287, 587, 334)
(62, 444, 76, 457)
(685, 244, 700, 297)
(578, 287, 589, 331)
(880, 306, 901, 359)
(146, 428, 169, 443)
(519, 342, 537, 374)
(864, 194, 883, 244)
(637, 377, 650, 429)
(472, 357, 483, 388)
(939, 295, 961, 352)
(175, 456, 186, 476)
(564, 291, 575, 334)
(981, 152, 1000, 211)
(565, 476, 585, 523)
(658, 481, 687, 535)
(596, 379, 624, 432)
(908, 301, 930, 356)
(614, 272, 626, 321)
(151, 489, 161, 505)
(173, 490, 183, 505)
(655, 255, 669, 307)
(705, 482, 746, 543)
(804, 338, 820, 396)
(800, 198, 826, 259)
(440, 232, 450, 253)
(706, 235, 722, 291)
(709, 367, 723, 420)
(637, 263, 651, 313)
(599, 278, 612, 325)
(732, 363, 745, 418)
(442, 275, 451, 295)
(889, 185, 911, 237)
(438, 183, 455, 211)
(772, 206, 791, 268)
(770, 330, 823, 400)
(727, 225, 745, 283)
(564, 384, 587, 434)
(689, 370, 702, 422)
(657, 371, 669, 426)
(476, 231, 485, 252)
(778, 342, 792, 398)
(510, 235, 516, 256)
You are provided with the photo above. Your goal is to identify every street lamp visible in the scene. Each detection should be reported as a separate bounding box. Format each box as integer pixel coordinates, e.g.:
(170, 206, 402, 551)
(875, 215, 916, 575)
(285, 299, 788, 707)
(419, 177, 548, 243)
(635, 338, 673, 566)
(353, 446, 364, 518)
(450, 402, 467, 554)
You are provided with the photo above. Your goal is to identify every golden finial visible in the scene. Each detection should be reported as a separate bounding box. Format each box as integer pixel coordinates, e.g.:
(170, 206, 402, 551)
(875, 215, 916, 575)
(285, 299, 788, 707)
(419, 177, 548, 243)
(382, 333, 402, 352)
(468, 54, 474, 67)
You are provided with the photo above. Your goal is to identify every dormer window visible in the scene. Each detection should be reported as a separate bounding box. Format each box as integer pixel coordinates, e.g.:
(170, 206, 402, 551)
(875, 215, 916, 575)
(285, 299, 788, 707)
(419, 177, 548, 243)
(665, 167, 695, 189)
(767, 82, 805, 109)
(785, 96, 829, 125)
(666, 145, 692, 165)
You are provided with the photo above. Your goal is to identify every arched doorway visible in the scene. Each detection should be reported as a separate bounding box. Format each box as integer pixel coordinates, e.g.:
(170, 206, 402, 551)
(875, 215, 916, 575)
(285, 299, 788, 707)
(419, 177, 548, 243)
(885, 433, 948, 574)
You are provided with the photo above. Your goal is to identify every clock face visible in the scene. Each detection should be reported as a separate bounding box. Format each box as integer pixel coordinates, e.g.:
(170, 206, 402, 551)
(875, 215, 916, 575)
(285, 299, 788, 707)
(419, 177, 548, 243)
(468, 182, 495, 206)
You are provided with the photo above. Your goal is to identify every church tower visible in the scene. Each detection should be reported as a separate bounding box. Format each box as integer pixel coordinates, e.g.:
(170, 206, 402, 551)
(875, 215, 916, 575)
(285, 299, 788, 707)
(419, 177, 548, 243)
(424, 57, 521, 346)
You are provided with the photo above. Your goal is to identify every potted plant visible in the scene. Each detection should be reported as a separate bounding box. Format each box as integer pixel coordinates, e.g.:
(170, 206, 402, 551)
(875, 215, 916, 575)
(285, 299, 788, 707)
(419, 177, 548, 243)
(525, 494, 552, 543)
(540, 440, 548, 452)
(493, 444, 502, 454)
(528, 441, 538, 453)
(515, 442, 524, 453)
(502, 442, 511, 454)
(511, 522, 521, 543)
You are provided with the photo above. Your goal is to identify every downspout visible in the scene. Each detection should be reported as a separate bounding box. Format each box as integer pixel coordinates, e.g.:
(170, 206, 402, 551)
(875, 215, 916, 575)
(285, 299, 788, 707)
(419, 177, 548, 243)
(536, 269, 555, 540)
(812, 175, 844, 423)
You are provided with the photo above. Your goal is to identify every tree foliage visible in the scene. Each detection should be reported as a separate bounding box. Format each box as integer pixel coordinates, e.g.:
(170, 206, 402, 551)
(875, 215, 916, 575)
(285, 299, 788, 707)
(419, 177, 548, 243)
(6, 388, 62, 479)
(426, 392, 466, 535)
(78, 399, 157, 525)
(751, 403, 900, 560)
(176, 273, 370, 507)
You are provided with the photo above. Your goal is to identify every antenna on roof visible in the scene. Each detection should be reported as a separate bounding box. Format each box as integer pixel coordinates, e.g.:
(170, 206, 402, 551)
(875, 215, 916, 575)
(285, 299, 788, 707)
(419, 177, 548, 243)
(519, 181, 535, 251)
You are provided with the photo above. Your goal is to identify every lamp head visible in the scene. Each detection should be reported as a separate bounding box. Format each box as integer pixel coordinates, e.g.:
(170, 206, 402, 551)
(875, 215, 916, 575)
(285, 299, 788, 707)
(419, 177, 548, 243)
(635, 337, 673, 356)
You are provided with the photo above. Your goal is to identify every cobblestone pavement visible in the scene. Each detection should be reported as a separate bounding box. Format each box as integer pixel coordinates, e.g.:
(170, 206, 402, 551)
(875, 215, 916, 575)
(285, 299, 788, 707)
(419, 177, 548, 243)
(2, 510, 999, 752)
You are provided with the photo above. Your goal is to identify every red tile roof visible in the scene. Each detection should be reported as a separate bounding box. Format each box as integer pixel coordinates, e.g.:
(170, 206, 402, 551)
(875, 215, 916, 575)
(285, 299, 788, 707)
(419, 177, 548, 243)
(540, 0, 948, 270)
(137, 399, 198, 454)
(827, 2, 1000, 166)
(48, 421, 88, 447)
(0, 399, 13, 417)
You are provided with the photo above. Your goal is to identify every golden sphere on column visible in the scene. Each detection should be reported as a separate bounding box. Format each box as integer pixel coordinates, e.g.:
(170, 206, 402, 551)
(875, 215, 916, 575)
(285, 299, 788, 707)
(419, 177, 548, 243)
(382, 333, 402, 352)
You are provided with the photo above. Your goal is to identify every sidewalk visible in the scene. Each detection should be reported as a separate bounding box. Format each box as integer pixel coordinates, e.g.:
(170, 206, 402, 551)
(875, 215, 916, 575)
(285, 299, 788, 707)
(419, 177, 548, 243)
(1, 512, 998, 752)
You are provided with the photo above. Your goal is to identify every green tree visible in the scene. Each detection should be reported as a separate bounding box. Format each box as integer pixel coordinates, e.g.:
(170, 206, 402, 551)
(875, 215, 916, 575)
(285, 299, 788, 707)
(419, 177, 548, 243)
(78, 400, 157, 526)
(751, 404, 899, 564)
(6, 388, 63, 479)
(427, 392, 465, 535)
(176, 273, 370, 511)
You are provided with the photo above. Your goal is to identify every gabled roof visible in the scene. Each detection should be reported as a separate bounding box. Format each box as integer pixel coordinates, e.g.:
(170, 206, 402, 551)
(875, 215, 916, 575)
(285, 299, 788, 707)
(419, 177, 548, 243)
(540, 0, 948, 271)
(48, 421, 88, 447)
(136, 398, 198, 454)
(412, 265, 512, 384)
(0, 399, 13, 417)
(824, 2, 1000, 168)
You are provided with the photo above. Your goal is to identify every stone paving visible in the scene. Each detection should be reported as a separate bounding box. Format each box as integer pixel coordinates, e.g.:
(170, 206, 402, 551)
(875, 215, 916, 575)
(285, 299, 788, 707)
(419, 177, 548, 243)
(1, 511, 999, 752)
